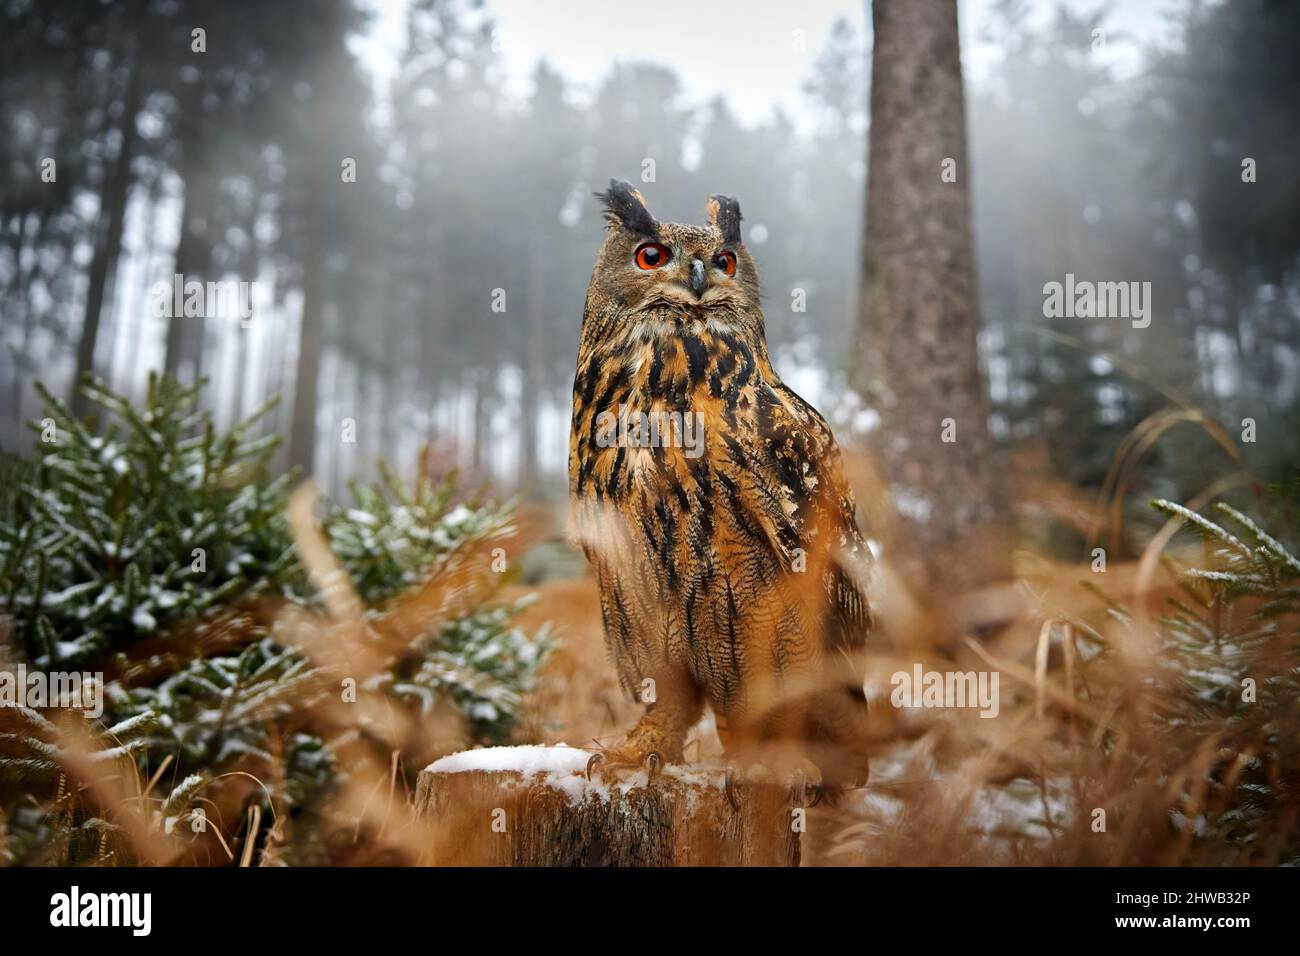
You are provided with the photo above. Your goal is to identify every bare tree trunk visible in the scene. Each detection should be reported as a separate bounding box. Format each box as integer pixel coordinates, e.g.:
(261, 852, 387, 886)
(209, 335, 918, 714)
(329, 354, 351, 494)
(73, 54, 144, 417)
(853, 0, 1008, 596)
(110, 185, 160, 402)
(3, 212, 32, 447)
(378, 364, 400, 473)
(225, 315, 249, 428)
(373, 281, 399, 471)
(225, 190, 263, 429)
(287, 137, 330, 477)
(10, 211, 50, 437)
(163, 139, 209, 385)
(471, 366, 492, 478)
(518, 237, 544, 493)
(263, 305, 291, 470)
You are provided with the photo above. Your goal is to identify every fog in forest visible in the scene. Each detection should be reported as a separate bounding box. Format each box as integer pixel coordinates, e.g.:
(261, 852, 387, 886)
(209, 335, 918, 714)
(2, 0, 1297, 510)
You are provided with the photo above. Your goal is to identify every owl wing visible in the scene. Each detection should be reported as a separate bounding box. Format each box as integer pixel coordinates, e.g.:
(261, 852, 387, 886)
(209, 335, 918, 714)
(742, 377, 872, 654)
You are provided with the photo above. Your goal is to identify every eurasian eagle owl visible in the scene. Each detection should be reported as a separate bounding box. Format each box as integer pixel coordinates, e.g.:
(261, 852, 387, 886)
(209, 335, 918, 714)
(569, 180, 872, 800)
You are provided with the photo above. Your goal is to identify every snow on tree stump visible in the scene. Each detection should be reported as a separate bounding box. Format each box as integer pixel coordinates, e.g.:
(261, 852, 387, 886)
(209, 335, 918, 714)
(414, 745, 802, 866)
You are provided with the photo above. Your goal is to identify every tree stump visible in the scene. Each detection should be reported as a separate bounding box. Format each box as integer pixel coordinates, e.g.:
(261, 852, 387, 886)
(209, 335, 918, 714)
(414, 745, 802, 866)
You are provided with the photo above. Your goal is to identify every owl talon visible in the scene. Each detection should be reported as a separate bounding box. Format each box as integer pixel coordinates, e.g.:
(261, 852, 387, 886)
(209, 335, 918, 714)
(806, 783, 824, 809)
(585, 752, 605, 782)
(724, 766, 740, 811)
(643, 751, 662, 782)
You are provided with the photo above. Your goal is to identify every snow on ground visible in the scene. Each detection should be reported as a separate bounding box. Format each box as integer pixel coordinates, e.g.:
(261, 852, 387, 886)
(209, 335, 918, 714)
(967, 775, 1076, 841)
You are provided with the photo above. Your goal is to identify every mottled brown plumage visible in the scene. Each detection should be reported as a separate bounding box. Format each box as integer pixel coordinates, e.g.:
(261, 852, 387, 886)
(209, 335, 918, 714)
(569, 180, 871, 793)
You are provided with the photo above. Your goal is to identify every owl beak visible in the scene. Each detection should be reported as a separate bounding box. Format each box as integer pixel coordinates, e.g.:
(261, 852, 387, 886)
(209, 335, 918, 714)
(688, 258, 707, 298)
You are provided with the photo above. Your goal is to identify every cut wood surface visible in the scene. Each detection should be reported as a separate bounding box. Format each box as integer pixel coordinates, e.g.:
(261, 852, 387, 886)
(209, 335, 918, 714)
(414, 745, 802, 866)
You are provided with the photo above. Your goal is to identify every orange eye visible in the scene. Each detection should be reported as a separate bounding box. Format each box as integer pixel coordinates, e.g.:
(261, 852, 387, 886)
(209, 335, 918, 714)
(713, 250, 737, 277)
(635, 242, 671, 270)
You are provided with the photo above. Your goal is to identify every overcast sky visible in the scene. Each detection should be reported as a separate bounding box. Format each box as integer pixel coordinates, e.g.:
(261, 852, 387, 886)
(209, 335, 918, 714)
(353, 0, 1187, 126)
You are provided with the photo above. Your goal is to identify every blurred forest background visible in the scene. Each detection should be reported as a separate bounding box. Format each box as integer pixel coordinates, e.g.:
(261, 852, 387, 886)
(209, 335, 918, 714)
(1, 0, 1298, 529)
(2, 0, 1300, 869)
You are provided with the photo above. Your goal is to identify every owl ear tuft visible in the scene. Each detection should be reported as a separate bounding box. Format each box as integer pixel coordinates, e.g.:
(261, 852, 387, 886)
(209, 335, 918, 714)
(595, 179, 658, 236)
(707, 195, 743, 245)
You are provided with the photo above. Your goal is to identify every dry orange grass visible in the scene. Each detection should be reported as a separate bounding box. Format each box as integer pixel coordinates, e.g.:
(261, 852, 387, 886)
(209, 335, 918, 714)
(12, 512, 1292, 867)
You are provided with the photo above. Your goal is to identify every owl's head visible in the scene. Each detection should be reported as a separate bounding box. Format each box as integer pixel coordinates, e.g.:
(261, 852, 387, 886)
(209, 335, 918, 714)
(582, 179, 763, 345)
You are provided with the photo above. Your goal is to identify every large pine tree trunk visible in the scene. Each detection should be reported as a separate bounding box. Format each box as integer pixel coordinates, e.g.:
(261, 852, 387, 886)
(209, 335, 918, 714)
(853, 0, 1008, 595)
(72, 55, 144, 417)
